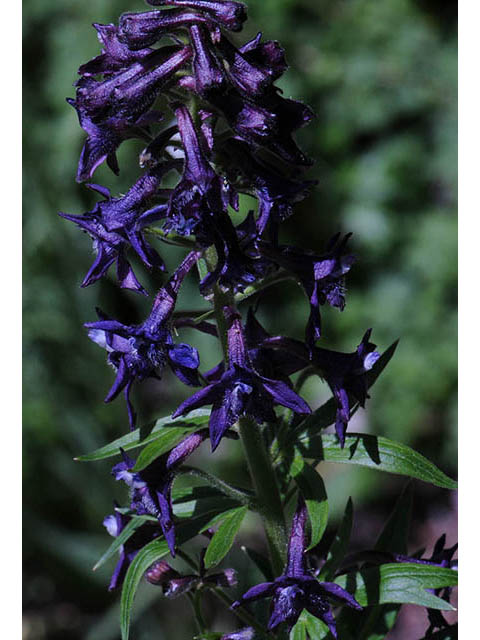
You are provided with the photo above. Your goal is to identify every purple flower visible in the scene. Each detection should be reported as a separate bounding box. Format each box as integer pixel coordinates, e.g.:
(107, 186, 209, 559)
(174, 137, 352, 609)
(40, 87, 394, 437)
(260, 233, 356, 348)
(71, 45, 191, 180)
(221, 138, 316, 238)
(112, 431, 209, 555)
(189, 23, 227, 97)
(173, 308, 310, 451)
(59, 169, 172, 292)
(85, 251, 201, 428)
(394, 535, 458, 636)
(164, 103, 227, 238)
(118, 10, 211, 50)
(265, 329, 381, 447)
(78, 23, 154, 77)
(103, 508, 162, 590)
(145, 557, 237, 596)
(233, 498, 361, 635)
(145, 0, 248, 32)
(239, 32, 287, 81)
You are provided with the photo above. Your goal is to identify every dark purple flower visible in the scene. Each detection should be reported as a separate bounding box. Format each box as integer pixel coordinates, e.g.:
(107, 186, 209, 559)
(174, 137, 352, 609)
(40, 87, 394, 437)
(221, 138, 316, 238)
(103, 508, 162, 590)
(118, 10, 211, 50)
(265, 329, 381, 447)
(259, 233, 356, 348)
(59, 168, 172, 291)
(145, 558, 237, 596)
(75, 45, 191, 119)
(394, 535, 458, 637)
(71, 45, 191, 180)
(189, 23, 228, 97)
(173, 308, 310, 451)
(216, 33, 273, 97)
(112, 430, 209, 555)
(145, 0, 248, 32)
(233, 498, 361, 635)
(164, 103, 226, 238)
(78, 23, 154, 77)
(85, 251, 201, 428)
(239, 32, 287, 81)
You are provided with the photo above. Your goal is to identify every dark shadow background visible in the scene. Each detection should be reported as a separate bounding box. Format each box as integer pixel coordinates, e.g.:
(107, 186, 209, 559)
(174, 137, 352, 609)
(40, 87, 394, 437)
(23, 0, 457, 638)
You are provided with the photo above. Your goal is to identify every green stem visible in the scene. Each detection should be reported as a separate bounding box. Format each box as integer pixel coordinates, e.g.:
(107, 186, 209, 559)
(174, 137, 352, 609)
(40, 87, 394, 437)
(210, 277, 287, 577)
(239, 417, 287, 576)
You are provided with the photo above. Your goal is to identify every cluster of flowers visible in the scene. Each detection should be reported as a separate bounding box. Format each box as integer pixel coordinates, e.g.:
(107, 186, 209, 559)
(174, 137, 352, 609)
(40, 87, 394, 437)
(62, 1, 456, 638)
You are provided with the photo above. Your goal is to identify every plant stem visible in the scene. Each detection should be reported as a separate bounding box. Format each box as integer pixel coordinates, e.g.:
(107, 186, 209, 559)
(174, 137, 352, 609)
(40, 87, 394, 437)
(238, 416, 288, 576)
(210, 281, 288, 577)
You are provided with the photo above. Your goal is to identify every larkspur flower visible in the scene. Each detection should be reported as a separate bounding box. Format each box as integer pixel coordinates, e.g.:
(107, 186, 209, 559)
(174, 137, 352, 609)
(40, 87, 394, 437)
(118, 10, 212, 50)
(59, 168, 173, 291)
(220, 137, 316, 238)
(173, 307, 310, 451)
(112, 430, 209, 555)
(85, 251, 201, 428)
(145, 0, 248, 32)
(145, 557, 237, 595)
(264, 329, 381, 447)
(71, 45, 192, 180)
(78, 23, 154, 77)
(233, 498, 361, 635)
(165, 103, 226, 238)
(103, 508, 162, 590)
(259, 233, 356, 348)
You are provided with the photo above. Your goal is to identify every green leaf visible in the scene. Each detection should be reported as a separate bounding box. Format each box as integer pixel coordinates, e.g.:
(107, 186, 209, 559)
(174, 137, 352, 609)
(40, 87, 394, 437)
(93, 515, 153, 571)
(241, 545, 274, 582)
(301, 610, 329, 639)
(171, 485, 241, 520)
(121, 537, 170, 640)
(337, 483, 414, 639)
(203, 506, 248, 569)
(287, 340, 399, 445)
(289, 617, 307, 640)
(319, 498, 353, 581)
(120, 513, 225, 640)
(76, 409, 210, 462)
(375, 482, 413, 554)
(298, 433, 457, 490)
(334, 563, 457, 610)
(290, 450, 328, 550)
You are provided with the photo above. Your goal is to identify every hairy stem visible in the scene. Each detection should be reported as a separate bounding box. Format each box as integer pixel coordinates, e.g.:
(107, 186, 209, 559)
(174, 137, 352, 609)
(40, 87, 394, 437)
(238, 416, 288, 576)
(210, 281, 288, 577)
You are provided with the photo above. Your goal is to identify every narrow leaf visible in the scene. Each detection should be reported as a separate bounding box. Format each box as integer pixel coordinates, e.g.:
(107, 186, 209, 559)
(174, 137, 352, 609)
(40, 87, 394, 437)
(375, 482, 413, 554)
(241, 545, 274, 582)
(204, 506, 248, 569)
(290, 450, 328, 550)
(120, 513, 225, 640)
(334, 563, 457, 610)
(319, 498, 353, 581)
(93, 515, 153, 572)
(298, 433, 457, 490)
(76, 409, 210, 462)
(121, 537, 170, 640)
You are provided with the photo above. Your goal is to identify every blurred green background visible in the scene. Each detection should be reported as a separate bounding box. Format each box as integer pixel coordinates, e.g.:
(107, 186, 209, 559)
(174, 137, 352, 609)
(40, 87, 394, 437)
(23, 0, 457, 638)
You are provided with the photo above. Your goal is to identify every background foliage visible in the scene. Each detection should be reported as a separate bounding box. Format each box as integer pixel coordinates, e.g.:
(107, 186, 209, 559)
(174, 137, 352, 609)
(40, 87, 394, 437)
(23, 0, 457, 638)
